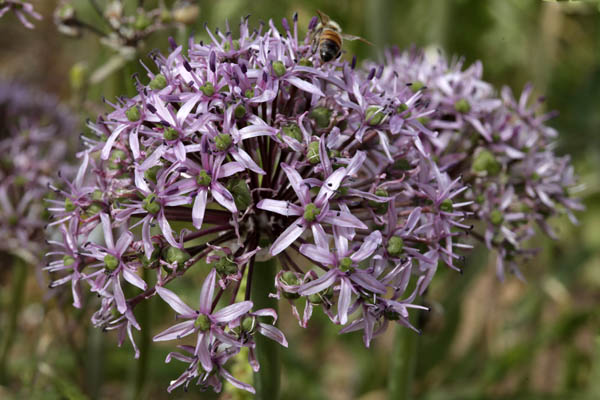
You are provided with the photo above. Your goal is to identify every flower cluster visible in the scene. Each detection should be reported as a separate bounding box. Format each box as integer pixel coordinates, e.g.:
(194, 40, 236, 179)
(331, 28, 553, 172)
(370, 47, 583, 279)
(45, 16, 579, 394)
(0, 0, 41, 29)
(0, 81, 75, 264)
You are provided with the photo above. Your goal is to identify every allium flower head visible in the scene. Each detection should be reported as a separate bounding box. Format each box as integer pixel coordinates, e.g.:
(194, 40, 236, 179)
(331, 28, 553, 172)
(46, 16, 580, 394)
(371, 47, 583, 278)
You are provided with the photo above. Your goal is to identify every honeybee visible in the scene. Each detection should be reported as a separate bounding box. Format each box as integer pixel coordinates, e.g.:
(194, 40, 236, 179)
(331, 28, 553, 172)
(312, 10, 372, 62)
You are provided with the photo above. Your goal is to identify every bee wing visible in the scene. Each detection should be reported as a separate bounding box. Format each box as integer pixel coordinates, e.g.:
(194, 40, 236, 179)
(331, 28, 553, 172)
(341, 34, 373, 46)
(316, 10, 331, 24)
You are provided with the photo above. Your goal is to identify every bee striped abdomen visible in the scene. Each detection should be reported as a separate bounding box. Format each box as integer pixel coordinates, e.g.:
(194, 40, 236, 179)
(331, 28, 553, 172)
(319, 29, 342, 62)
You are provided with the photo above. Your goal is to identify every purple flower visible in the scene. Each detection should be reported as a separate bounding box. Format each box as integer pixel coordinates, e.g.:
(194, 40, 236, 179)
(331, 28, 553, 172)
(153, 269, 252, 372)
(0, 1, 41, 29)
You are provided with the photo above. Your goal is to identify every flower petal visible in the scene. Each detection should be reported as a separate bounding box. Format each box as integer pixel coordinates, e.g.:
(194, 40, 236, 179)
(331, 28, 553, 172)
(298, 269, 338, 296)
(198, 269, 217, 313)
(212, 301, 253, 323)
(156, 286, 195, 316)
(153, 320, 195, 341)
(269, 217, 306, 256)
(257, 323, 288, 347)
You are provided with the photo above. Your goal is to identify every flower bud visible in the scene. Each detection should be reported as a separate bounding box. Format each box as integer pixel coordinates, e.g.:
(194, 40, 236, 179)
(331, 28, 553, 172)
(227, 178, 252, 211)
(366, 106, 385, 126)
(299, 58, 313, 67)
(303, 203, 321, 222)
(410, 80, 425, 92)
(307, 141, 320, 164)
(234, 104, 246, 119)
(143, 193, 161, 214)
(396, 103, 411, 118)
(63, 255, 76, 267)
(165, 246, 191, 267)
(214, 133, 232, 151)
(387, 236, 404, 257)
(439, 198, 453, 213)
(489, 209, 503, 226)
(339, 257, 354, 272)
(149, 74, 167, 90)
(309, 106, 332, 129)
(281, 123, 302, 142)
(214, 256, 238, 276)
(368, 188, 389, 214)
(64, 197, 76, 212)
(241, 315, 257, 333)
(200, 82, 215, 97)
(104, 254, 119, 271)
(472, 149, 501, 176)
(194, 314, 211, 331)
(126, 105, 141, 122)
(272, 61, 287, 77)
(144, 165, 161, 184)
(163, 127, 179, 141)
(454, 98, 471, 113)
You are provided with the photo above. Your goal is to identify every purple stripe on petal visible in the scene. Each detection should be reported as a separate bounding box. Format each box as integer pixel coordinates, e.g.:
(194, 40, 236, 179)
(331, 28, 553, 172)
(257, 323, 288, 347)
(350, 271, 386, 294)
(212, 300, 253, 323)
(153, 320, 195, 341)
(123, 268, 148, 291)
(198, 269, 217, 313)
(156, 286, 195, 316)
(299, 244, 335, 265)
(350, 230, 381, 262)
(211, 182, 237, 214)
(281, 163, 310, 205)
(197, 333, 213, 372)
(113, 276, 127, 314)
(321, 211, 368, 229)
(100, 213, 114, 250)
(270, 217, 306, 256)
(221, 367, 256, 394)
(192, 189, 208, 230)
(286, 76, 324, 97)
(338, 278, 352, 325)
(257, 199, 301, 217)
(298, 269, 338, 296)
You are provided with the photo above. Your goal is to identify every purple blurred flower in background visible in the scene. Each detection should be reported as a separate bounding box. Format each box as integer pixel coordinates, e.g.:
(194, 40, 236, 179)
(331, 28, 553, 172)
(0, 81, 76, 264)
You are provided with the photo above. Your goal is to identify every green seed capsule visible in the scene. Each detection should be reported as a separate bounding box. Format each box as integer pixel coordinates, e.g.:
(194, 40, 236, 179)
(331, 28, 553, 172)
(307, 141, 320, 164)
(149, 74, 167, 90)
(387, 237, 404, 257)
(126, 105, 141, 122)
(272, 61, 287, 77)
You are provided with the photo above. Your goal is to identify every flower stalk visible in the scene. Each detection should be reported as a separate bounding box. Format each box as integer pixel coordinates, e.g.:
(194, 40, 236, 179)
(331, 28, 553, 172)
(251, 258, 281, 400)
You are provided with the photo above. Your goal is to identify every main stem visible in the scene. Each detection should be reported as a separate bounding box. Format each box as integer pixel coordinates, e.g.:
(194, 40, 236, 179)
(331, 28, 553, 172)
(387, 321, 419, 400)
(0, 258, 28, 384)
(251, 258, 281, 400)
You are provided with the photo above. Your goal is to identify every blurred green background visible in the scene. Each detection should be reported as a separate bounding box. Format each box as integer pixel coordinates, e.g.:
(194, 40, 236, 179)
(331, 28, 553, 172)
(1, 1, 600, 399)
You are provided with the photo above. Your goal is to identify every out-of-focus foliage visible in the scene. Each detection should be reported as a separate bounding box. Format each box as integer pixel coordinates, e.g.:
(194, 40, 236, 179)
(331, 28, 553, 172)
(0, 1, 599, 399)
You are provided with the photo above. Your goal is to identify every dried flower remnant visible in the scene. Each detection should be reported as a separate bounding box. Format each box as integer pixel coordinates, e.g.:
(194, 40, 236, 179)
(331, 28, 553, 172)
(0, 0, 41, 29)
(371, 47, 583, 279)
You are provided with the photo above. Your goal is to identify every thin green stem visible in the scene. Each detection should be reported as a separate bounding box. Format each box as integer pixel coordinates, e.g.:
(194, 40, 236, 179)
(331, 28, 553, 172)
(0, 258, 28, 384)
(387, 320, 420, 400)
(251, 258, 281, 400)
